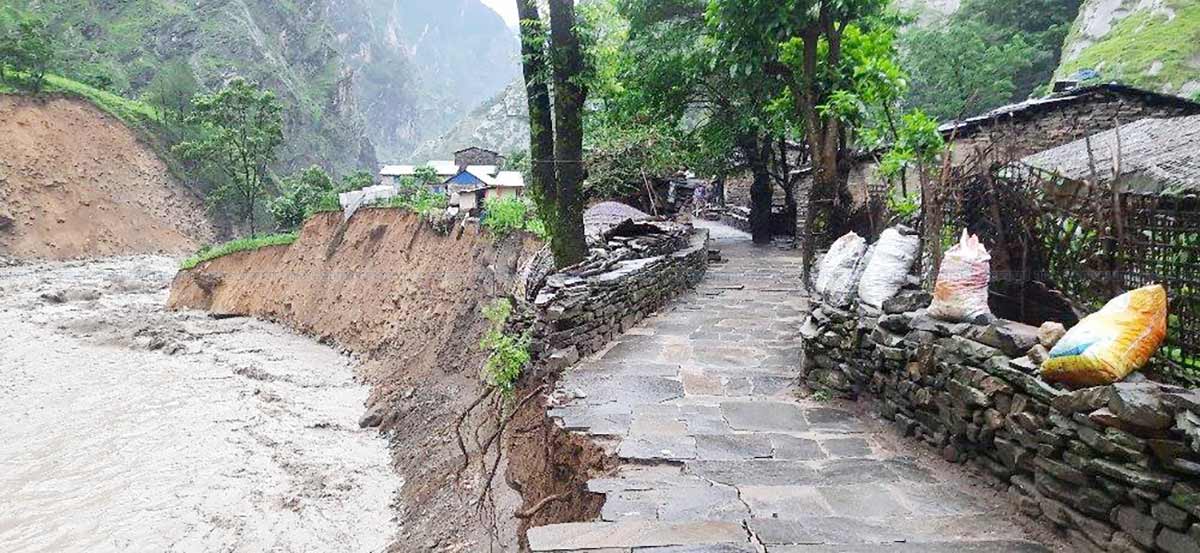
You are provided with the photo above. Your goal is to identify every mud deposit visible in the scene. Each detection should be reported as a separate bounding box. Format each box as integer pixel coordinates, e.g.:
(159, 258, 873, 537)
(0, 256, 399, 552)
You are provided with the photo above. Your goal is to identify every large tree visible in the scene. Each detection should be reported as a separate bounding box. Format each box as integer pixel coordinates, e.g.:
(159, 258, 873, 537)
(516, 0, 589, 268)
(174, 78, 283, 235)
(614, 0, 785, 244)
(707, 0, 888, 272)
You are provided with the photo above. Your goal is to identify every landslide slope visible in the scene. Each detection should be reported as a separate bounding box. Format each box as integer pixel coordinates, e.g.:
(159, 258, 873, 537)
(168, 209, 542, 549)
(1057, 0, 1200, 98)
(0, 94, 213, 261)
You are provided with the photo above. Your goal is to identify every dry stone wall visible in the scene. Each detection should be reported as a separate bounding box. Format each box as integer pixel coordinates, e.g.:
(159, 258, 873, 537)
(525, 227, 709, 373)
(802, 295, 1200, 553)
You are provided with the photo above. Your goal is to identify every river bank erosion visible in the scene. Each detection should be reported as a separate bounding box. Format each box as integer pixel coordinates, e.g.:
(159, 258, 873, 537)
(0, 256, 400, 552)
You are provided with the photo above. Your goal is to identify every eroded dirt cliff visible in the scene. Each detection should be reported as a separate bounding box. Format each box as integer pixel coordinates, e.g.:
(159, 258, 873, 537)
(170, 209, 555, 550)
(0, 94, 213, 261)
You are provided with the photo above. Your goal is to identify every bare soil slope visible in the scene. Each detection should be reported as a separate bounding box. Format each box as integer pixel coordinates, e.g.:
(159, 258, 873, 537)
(170, 209, 545, 550)
(0, 94, 212, 260)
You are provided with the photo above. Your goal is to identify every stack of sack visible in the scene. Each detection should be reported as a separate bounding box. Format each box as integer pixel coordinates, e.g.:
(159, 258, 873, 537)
(813, 227, 920, 309)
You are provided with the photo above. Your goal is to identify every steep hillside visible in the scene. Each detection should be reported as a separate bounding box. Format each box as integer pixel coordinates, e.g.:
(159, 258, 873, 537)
(0, 95, 213, 260)
(412, 79, 529, 159)
(15, 0, 518, 169)
(328, 0, 520, 161)
(895, 0, 962, 24)
(1057, 0, 1200, 98)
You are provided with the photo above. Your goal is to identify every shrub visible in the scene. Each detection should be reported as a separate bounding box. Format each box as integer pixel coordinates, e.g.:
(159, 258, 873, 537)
(0, 8, 53, 91)
(373, 183, 448, 218)
(479, 299, 530, 396)
(269, 166, 335, 230)
(482, 196, 547, 240)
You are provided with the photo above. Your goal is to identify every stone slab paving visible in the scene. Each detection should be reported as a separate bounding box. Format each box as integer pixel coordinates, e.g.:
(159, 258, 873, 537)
(531, 222, 1053, 553)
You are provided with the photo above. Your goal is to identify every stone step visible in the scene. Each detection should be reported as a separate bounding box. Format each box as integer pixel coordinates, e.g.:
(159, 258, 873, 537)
(527, 521, 750, 551)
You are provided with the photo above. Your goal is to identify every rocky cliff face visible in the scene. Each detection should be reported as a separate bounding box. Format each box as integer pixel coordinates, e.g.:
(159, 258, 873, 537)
(327, 0, 519, 162)
(17, 0, 517, 171)
(1056, 0, 1200, 98)
(895, 0, 962, 24)
(412, 79, 529, 160)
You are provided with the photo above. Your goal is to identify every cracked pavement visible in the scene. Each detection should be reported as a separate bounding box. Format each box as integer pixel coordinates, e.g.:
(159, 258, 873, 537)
(529, 222, 1054, 552)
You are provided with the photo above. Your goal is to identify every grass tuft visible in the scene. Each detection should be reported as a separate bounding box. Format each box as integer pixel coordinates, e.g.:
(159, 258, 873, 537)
(180, 232, 298, 270)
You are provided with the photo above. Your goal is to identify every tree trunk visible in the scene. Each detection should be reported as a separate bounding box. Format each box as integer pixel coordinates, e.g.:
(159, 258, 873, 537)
(547, 0, 588, 267)
(515, 0, 557, 234)
(744, 134, 773, 244)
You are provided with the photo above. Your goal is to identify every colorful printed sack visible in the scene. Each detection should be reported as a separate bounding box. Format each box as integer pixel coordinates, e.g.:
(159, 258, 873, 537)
(928, 230, 994, 323)
(1041, 284, 1168, 387)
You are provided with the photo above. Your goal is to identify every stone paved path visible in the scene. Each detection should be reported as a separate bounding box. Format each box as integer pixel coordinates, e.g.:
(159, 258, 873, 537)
(529, 222, 1054, 553)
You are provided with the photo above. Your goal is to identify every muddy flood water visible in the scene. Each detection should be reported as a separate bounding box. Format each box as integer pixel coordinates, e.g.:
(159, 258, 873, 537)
(0, 256, 400, 552)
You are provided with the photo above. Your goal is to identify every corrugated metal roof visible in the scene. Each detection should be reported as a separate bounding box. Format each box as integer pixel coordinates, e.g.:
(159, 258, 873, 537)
(492, 171, 525, 187)
(380, 165, 415, 176)
(1021, 115, 1200, 195)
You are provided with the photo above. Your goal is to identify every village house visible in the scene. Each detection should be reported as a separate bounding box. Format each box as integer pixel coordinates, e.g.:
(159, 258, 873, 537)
(365, 146, 525, 212)
(783, 83, 1200, 241)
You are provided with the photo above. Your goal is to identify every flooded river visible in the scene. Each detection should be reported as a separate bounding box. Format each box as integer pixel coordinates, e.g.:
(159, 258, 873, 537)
(0, 257, 399, 552)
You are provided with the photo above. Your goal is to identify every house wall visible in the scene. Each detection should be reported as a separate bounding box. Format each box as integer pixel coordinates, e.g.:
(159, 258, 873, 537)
(485, 187, 521, 202)
(947, 92, 1200, 167)
(455, 148, 504, 168)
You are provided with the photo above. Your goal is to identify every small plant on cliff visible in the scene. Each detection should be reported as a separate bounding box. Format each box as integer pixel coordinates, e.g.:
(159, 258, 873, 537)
(479, 298, 531, 397)
(179, 232, 297, 270)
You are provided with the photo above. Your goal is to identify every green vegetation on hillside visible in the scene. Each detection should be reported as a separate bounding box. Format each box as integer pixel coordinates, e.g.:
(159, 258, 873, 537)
(1057, 0, 1200, 93)
(179, 233, 298, 270)
(902, 0, 1084, 119)
(5, 0, 375, 174)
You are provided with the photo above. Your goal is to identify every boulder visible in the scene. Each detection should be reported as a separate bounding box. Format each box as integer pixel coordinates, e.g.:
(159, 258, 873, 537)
(1038, 321, 1067, 349)
(1109, 383, 1175, 430)
(1053, 386, 1114, 414)
(971, 319, 1040, 357)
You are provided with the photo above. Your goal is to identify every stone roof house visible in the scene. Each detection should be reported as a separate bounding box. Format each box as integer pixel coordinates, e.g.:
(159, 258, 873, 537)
(1021, 114, 1200, 196)
(942, 83, 1200, 165)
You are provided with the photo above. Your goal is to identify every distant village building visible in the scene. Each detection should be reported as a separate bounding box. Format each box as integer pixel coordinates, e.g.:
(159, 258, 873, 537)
(363, 146, 525, 213)
(454, 147, 505, 168)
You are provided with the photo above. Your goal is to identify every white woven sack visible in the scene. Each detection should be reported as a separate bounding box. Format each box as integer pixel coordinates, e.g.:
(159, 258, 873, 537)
(857, 228, 920, 309)
(815, 232, 867, 306)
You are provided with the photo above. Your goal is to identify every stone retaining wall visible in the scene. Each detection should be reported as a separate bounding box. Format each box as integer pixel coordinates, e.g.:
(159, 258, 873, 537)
(527, 227, 709, 372)
(802, 299, 1200, 553)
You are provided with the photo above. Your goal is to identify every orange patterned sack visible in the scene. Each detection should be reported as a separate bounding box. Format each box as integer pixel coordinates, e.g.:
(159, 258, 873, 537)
(1041, 285, 1168, 387)
(928, 230, 994, 323)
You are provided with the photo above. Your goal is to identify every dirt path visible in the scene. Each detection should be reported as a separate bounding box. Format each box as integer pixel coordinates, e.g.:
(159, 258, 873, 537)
(528, 222, 1066, 552)
(0, 256, 399, 553)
